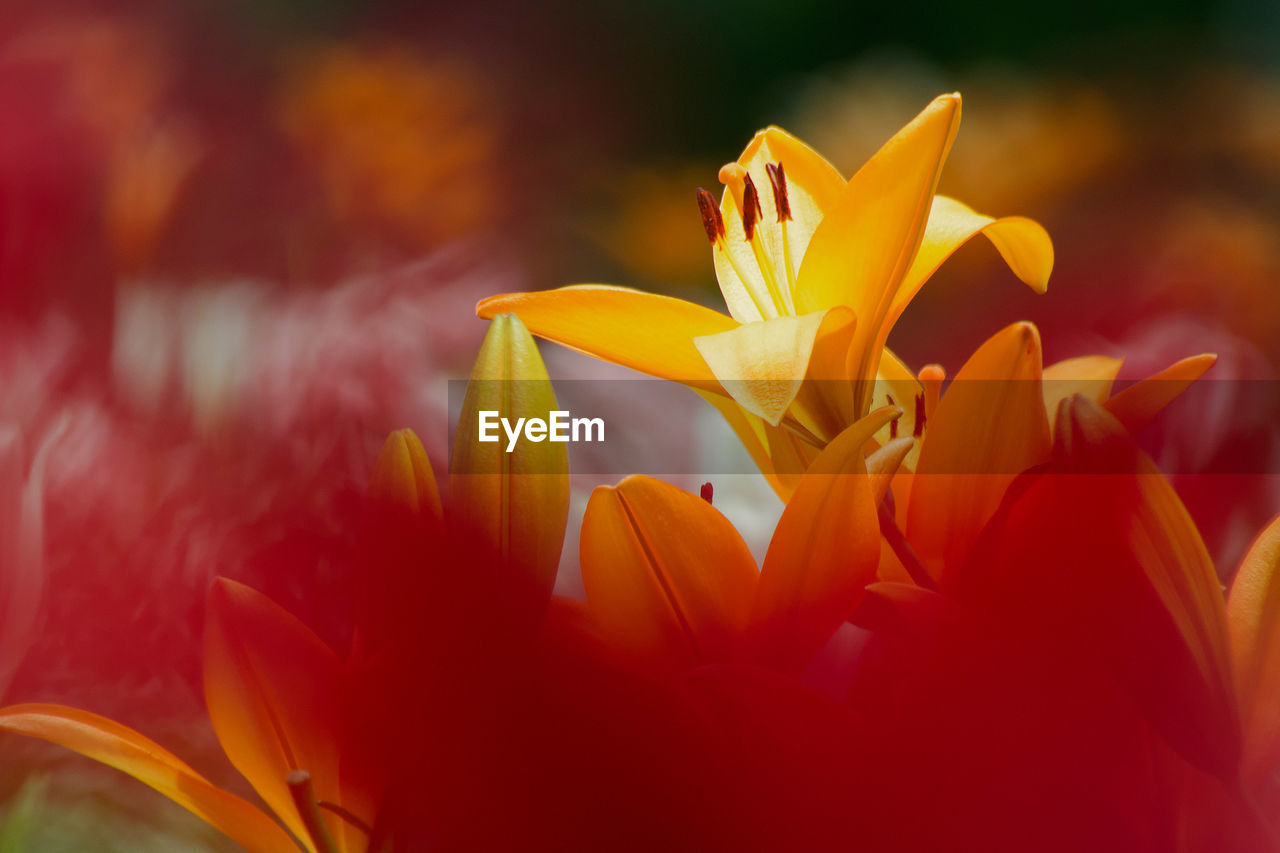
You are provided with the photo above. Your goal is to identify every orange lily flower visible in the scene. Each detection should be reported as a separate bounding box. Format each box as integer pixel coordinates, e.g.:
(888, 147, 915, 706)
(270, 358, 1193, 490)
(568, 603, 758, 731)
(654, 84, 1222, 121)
(0, 577, 350, 853)
(0, 314, 571, 853)
(479, 94, 1054, 497)
(573, 405, 909, 672)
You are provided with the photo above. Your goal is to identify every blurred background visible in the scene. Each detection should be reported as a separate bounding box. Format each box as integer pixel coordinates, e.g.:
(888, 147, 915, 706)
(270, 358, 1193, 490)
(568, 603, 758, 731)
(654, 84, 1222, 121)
(0, 0, 1278, 848)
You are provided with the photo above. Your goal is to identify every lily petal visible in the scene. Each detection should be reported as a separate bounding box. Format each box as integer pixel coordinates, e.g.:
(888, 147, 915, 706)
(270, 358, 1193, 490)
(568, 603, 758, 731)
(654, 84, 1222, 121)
(959, 396, 1240, 781)
(477, 285, 737, 389)
(693, 307, 855, 436)
(794, 94, 962, 413)
(752, 406, 899, 671)
(450, 314, 569, 603)
(1043, 355, 1124, 429)
(204, 578, 348, 851)
(715, 127, 847, 322)
(1104, 354, 1217, 435)
(693, 311, 828, 427)
(579, 475, 758, 666)
(892, 195, 1053, 323)
(0, 704, 298, 853)
(1227, 514, 1280, 787)
(907, 322, 1052, 583)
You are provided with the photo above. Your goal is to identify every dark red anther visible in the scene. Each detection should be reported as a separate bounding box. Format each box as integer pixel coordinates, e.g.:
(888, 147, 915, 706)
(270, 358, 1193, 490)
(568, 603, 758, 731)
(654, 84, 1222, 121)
(696, 188, 725, 243)
(889, 417, 899, 440)
(742, 174, 764, 241)
(700, 482, 714, 504)
(765, 162, 792, 222)
(913, 393, 926, 438)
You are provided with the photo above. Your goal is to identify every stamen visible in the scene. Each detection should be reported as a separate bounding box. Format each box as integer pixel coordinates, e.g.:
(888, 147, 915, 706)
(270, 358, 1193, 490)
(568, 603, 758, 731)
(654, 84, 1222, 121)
(696, 188, 725, 243)
(700, 482, 714, 504)
(913, 393, 926, 438)
(286, 770, 341, 853)
(717, 163, 789, 315)
(918, 364, 945, 422)
(886, 393, 898, 439)
(765, 162, 792, 222)
(741, 174, 764, 241)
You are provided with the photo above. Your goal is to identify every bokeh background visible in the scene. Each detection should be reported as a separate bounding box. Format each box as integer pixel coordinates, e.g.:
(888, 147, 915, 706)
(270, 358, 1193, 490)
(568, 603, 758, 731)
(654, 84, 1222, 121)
(1, 0, 1278, 848)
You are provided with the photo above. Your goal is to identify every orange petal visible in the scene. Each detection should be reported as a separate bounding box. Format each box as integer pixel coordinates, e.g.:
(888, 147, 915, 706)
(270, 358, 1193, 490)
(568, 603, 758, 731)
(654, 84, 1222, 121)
(1104, 354, 1216, 435)
(1042, 354, 1124, 429)
(579, 475, 758, 666)
(1227, 514, 1280, 787)
(204, 578, 348, 850)
(477, 285, 737, 388)
(0, 703, 298, 853)
(867, 436, 915, 504)
(892, 195, 1053, 323)
(751, 406, 899, 670)
(449, 314, 569, 603)
(906, 322, 1052, 583)
(794, 94, 962, 414)
(714, 127, 847, 322)
(960, 396, 1240, 780)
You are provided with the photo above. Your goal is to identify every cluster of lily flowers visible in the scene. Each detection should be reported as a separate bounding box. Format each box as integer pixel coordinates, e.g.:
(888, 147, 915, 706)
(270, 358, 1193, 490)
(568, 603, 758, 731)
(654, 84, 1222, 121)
(3, 94, 1279, 851)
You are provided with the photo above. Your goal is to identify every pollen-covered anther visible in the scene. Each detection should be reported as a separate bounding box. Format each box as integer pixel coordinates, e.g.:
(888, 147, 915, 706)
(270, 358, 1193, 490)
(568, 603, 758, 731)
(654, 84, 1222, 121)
(765, 162, 792, 222)
(741, 174, 764, 241)
(696, 187, 725, 243)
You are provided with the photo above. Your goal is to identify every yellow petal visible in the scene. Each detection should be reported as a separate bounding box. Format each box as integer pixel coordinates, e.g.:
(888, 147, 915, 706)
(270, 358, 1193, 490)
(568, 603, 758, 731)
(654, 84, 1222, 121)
(794, 94, 962, 414)
(449, 314, 569, 601)
(477, 285, 737, 389)
(714, 127, 847, 322)
(751, 406, 899, 670)
(891, 195, 1053, 323)
(1042, 355, 1124, 429)
(368, 428, 441, 522)
(0, 704, 298, 853)
(1227, 514, 1280, 787)
(579, 475, 758, 665)
(693, 309, 842, 428)
(906, 322, 1052, 583)
(1104, 354, 1216, 435)
(202, 578, 347, 851)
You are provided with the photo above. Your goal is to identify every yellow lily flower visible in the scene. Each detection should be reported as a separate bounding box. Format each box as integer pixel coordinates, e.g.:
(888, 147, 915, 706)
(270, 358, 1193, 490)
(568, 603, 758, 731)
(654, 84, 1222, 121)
(479, 94, 1054, 497)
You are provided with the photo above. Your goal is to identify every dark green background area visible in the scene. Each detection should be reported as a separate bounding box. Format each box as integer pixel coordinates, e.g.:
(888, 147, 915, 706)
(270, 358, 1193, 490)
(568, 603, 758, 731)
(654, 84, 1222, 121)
(216, 0, 1278, 158)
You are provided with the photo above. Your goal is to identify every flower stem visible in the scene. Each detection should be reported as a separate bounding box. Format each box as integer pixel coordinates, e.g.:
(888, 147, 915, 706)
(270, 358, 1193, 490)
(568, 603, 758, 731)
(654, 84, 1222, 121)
(286, 770, 341, 853)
